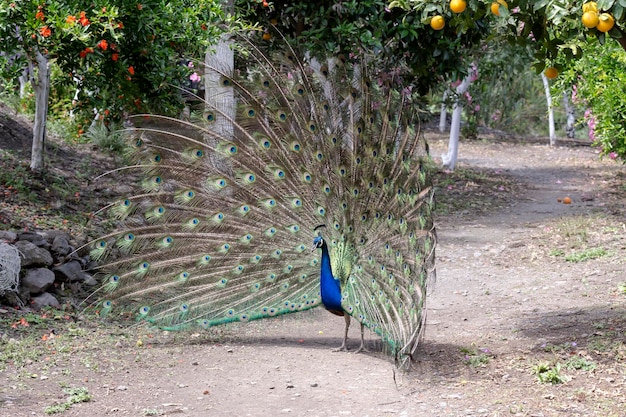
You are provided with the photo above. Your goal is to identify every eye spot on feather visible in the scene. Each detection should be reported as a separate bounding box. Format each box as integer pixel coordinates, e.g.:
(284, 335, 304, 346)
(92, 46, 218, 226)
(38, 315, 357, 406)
(139, 306, 150, 315)
(153, 154, 162, 163)
(206, 112, 215, 123)
(102, 300, 112, 309)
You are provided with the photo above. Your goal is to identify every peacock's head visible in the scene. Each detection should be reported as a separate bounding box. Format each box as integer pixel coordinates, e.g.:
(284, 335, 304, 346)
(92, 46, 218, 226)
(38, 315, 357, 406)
(311, 224, 326, 251)
(312, 235, 324, 251)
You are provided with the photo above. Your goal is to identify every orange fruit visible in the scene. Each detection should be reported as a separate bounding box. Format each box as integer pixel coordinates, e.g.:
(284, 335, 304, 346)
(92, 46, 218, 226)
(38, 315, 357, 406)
(262, 32, 271, 40)
(596, 13, 615, 32)
(544, 67, 558, 79)
(430, 15, 445, 30)
(562, 197, 572, 204)
(582, 11, 599, 28)
(450, 0, 467, 13)
(582, 2, 598, 13)
(490, 0, 508, 16)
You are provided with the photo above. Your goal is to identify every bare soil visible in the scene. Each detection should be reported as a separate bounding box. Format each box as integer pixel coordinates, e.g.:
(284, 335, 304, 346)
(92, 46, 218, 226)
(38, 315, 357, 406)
(1, 115, 625, 416)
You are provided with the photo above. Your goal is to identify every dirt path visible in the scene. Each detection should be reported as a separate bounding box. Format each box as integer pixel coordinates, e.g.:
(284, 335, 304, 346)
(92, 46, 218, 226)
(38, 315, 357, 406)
(2, 135, 625, 417)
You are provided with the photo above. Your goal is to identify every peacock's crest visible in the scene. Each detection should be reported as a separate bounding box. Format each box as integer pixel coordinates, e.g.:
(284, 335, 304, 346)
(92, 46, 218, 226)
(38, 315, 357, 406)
(86, 34, 436, 367)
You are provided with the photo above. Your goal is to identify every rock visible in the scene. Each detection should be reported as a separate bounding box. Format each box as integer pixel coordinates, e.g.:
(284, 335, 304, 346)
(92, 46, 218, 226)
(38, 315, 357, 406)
(21, 268, 56, 293)
(53, 260, 86, 282)
(81, 273, 98, 287)
(51, 235, 73, 259)
(31, 292, 60, 310)
(0, 231, 17, 243)
(14, 240, 53, 267)
(41, 230, 70, 244)
(17, 232, 49, 248)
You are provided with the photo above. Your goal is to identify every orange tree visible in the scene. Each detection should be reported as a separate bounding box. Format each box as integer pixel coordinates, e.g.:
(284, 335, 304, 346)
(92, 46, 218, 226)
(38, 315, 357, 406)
(0, 0, 223, 170)
(237, 0, 490, 95)
(391, 0, 626, 159)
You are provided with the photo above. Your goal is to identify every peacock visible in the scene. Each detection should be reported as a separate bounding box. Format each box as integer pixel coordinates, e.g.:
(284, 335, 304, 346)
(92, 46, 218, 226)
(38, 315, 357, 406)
(86, 34, 436, 367)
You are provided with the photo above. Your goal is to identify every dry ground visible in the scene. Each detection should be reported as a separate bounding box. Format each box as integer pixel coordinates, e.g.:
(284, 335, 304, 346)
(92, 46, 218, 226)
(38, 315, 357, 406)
(1, 125, 625, 416)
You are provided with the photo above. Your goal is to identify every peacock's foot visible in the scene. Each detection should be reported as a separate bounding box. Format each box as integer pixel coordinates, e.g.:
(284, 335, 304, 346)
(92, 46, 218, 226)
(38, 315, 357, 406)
(354, 344, 369, 354)
(332, 344, 348, 352)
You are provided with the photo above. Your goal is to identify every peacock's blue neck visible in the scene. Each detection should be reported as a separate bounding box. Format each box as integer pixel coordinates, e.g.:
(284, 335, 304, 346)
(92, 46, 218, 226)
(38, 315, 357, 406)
(319, 242, 343, 313)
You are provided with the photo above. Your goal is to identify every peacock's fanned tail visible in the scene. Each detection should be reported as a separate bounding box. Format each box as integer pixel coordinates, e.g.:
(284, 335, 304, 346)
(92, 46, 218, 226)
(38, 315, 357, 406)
(87, 35, 436, 366)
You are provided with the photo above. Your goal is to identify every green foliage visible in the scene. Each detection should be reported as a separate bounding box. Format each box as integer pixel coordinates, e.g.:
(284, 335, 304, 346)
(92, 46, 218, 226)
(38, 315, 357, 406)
(555, 38, 626, 160)
(82, 121, 127, 154)
(532, 361, 568, 384)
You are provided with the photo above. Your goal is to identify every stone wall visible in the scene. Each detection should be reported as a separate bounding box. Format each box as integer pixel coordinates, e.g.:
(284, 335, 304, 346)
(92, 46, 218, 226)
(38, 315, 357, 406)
(0, 230, 97, 310)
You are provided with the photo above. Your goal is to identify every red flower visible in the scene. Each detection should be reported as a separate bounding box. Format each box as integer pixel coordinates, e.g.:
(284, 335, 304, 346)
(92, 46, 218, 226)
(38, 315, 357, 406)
(79, 11, 90, 26)
(79, 47, 94, 58)
(201, 23, 207, 31)
(66, 15, 76, 24)
(35, 11, 45, 21)
(117, 21, 124, 29)
(128, 66, 135, 75)
(97, 39, 108, 50)
(40, 26, 51, 37)
(111, 53, 119, 62)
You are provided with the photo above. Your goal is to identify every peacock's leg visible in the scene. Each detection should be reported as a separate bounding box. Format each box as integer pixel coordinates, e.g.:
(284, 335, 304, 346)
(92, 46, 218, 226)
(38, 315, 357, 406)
(332, 314, 351, 352)
(354, 323, 369, 353)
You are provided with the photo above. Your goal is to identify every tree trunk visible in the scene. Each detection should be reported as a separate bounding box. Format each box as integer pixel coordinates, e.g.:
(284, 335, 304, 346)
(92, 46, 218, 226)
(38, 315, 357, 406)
(30, 48, 50, 172)
(204, 34, 235, 138)
(441, 67, 477, 171)
(439, 89, 449, 133)
(18, 66, 30, 98)
(563, 90, 575, 139)
(541, 72, 556, 146)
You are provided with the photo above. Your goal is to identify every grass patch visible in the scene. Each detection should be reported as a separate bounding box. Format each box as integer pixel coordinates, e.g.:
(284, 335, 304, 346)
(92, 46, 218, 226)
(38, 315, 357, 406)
(564, 247, 608, 263)
(44, 387, 91, 414)
(565, 356, 597, 371)
(460, 346, 493, 367)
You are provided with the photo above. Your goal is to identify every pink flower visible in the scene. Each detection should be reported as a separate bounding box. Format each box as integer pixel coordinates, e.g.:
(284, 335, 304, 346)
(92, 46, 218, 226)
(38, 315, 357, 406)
(189, 72, 201, 82)
(609, 152, 618, 160)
